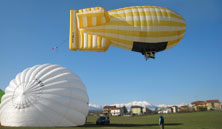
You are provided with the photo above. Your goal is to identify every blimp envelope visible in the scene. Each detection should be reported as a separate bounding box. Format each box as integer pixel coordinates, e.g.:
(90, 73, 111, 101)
(0, 64, 89, 127)
(69, 6, 186, 59)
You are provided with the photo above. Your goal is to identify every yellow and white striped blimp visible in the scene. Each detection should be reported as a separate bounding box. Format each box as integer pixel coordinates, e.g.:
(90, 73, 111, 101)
(69, 6, 186, 60)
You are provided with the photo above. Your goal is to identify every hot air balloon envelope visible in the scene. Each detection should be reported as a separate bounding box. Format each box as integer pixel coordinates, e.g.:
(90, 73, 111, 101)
(0, 64, 89, 127)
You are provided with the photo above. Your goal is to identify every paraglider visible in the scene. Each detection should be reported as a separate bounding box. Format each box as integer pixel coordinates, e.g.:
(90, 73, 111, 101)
(69, 6, 186, 60)
(0, 64, 89, 127)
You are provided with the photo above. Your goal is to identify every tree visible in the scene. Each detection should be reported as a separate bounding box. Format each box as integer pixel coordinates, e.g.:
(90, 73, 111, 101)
(123, 106, 128, 115)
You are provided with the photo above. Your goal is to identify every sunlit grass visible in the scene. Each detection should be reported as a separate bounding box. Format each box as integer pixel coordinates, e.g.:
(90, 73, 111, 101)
(0, 111, 221, 129)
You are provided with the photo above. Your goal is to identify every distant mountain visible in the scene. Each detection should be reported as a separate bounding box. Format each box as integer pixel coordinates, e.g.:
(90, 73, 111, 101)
(157, 103, 188, 109)
(156, 104, 169, 108)
(88, 104, 103, 111)
(89, 101, 157, 111)
(89, 101, 188, 111)
(111, 101, 157, 111)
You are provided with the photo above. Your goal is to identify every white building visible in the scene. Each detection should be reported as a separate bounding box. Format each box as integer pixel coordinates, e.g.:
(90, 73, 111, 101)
(172, 106, 178, 113)
(110, 107, 123, 116)
(158, 107, 173, 114)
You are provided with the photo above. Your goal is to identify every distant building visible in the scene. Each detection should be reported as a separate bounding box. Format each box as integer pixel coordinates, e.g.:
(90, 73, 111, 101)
(110, 107, 124, 116)
(191, 101, 207, 111)
(188, 104, 194, 112)
(166, 107, 173, 113)
(206, 100, 221, 111)
(142, 107, 147, 113)
(158, 107, 173, 114)
(144, 108, 153, 114)
(178, 105, 189, 112)
(103, 106, 124, 116)
(88, 110, 103, 116)
(131, 106, 143, 115)
(103, 106, 116, 116)
(172, 106, 178, 113)
(221, 101, 222, 110)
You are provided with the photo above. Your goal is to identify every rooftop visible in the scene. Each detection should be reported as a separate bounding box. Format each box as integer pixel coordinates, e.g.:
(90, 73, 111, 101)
(206, 100, 220, 103)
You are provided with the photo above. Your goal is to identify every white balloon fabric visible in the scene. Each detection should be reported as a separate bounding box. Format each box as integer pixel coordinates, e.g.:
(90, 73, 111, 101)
(0, 64, 89, 127)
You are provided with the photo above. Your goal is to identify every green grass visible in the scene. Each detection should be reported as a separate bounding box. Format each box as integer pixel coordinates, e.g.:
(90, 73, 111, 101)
(0, 112, 222, 129)
(0, 89, 4, 103)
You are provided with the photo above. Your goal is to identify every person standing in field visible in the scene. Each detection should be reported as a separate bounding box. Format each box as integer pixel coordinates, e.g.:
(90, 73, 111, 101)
(159, 115, 164, 129)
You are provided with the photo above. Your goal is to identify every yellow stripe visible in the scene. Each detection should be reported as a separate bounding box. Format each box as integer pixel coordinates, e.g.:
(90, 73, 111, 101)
(133, 11, 139, 25)
(75, 28, 79, 49)
(69, 10, 74, 50)
(88, 34, 92, 48)
(78, 48, 107, 52)
(108, 6, 156, 12)
(87, 16, 92, 27)
(95, 35, 133, 46)
(104, 40, 111, 51)
(111, 43, 132, 50)
(87, 8, 91, 11)
(97, 36, 102, 48)
(84, 29, 185, 38)
(108, 36, 133, 46)
(139, 9, 145, 18)
(107, 20, 186, 27)
(80, 32, 84, 49)
(78, 16, 83, 28)
(105, 12, 110, 22)
(97, 16, 102, 25)
(109, 11, 184, 21)
(75, 11, 79, 49)
(167, 36, 184, 49)
(77, 12, 105, 17)
(109, 6, 175, 14)
(96, 7, 101, 10)
(155, 10, 162, 17)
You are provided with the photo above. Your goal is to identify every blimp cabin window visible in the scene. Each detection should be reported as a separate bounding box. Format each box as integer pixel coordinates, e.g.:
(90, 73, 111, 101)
(132, 41, 168, 52)
(132, 41, 168, 60)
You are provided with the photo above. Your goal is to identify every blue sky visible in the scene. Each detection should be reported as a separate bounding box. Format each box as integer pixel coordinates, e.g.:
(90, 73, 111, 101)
(0, 0, 221, 105)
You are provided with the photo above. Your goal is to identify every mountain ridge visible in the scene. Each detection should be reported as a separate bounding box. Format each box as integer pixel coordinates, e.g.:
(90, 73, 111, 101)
(89, 101, 187, 111)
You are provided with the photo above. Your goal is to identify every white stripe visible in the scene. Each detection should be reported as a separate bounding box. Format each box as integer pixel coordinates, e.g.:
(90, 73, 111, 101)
(131, 9, 139, 21)
(82, 16, 87, 27)
(110, 16, 185, 23)
(85, 25, 186, 32)
(72, 10, 77, 49)
(126, 13, 133, 22)
(92, 17, 97, 26)
(78, 31, 81, 48)
(150, 8, 157, 22)
(101, 17, 106, 24)
(101, 38, 106, 47)
(77, 14, 81, 29)
(109, 7, 178, 16)
(92, 35, 97, 48)
(83, 33, 88, 48)
(77, 10, 104, 15)
(88, 31, 185, 43)
(111, 41, 132, 50)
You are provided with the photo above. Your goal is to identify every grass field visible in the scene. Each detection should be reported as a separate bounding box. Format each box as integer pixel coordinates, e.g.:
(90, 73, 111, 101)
(0, 112, 221, 129)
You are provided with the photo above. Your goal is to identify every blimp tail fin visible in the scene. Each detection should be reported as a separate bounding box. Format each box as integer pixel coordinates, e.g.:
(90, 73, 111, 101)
(70, 7, 111, 51)
(75, 32, 111, 52)
(132, 41, 168, 60)
(77, 7, 110, 28)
